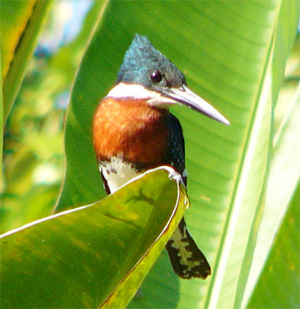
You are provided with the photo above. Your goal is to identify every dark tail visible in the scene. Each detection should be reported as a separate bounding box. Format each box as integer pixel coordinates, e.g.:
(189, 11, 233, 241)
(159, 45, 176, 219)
(165, 218, 211, 279)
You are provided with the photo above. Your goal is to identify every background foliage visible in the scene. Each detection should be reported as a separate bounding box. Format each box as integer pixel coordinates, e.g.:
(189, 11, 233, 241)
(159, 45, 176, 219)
(1, 0, 299, 308)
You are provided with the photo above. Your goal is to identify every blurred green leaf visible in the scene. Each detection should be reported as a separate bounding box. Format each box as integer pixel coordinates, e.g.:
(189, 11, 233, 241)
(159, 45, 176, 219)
(44, 0, 107, 100)
(271, 0, 300, 102)
(55, 0, 299, 307)
(1, 0, 52, 122)
(54, 2, 111, 211)
(1, 167, 187, 308)
(1, 0, 35, 81)
(247, 182, 300, 308)
(1, 0, 107, 233)
(0, 54, 3, 177)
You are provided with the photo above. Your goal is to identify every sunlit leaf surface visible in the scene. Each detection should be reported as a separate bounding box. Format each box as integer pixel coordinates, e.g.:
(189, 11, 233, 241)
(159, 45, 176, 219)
(242, 55, 300, 306)
(1, 167, 187, 308)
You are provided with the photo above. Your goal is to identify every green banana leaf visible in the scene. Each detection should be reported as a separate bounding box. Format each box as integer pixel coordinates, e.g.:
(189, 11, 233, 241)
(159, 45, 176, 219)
(1, 167, 187, 308)
(240, 40, 300, 307)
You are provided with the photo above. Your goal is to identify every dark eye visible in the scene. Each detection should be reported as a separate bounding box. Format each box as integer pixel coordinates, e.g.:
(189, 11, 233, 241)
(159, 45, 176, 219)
(150, 70, 163, 83)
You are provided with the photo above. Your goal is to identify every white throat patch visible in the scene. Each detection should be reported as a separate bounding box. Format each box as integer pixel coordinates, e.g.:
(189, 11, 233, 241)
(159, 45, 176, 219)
(107, 83, 177, 107)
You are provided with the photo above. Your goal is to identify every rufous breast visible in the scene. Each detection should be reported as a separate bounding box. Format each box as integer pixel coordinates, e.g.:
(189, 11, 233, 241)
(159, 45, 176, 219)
(93, 97, 169, 169)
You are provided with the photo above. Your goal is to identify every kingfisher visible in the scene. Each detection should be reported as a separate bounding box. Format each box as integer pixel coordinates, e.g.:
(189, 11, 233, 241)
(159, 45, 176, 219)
(93, 34, 229, 279)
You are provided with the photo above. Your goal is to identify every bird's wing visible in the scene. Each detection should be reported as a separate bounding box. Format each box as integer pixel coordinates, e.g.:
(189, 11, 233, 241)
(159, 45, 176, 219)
(165, 113, 187, 186)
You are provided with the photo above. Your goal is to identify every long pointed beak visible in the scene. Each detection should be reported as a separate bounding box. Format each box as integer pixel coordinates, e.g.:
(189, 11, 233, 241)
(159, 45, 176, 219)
(160, 85, 230, 125)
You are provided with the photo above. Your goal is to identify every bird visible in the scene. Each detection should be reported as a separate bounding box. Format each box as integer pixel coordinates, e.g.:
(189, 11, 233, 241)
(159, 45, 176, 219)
(92, 34, 229, 279)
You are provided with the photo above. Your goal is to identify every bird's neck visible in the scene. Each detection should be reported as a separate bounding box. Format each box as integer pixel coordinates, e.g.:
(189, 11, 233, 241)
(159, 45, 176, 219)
(93, 97, 170, 169)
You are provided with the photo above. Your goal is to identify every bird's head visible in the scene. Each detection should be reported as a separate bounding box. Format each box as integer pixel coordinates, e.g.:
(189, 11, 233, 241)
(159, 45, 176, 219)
(108, 34, 229, 125)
